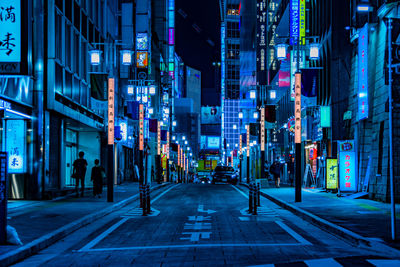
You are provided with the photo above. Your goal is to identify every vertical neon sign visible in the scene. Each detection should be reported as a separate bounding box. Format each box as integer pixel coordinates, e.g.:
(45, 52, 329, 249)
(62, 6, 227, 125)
(261, 107, 265, 151)
(108, 78, 115, 145)
(295, 73, 301, 143)
(358, 24, 368, 121)
(139, 104, 144, 150)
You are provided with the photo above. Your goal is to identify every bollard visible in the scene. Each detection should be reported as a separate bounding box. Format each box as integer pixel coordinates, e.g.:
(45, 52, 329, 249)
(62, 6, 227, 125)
(142, 185, 147, 216)
(248, 183, 253, 214)
(257, 183, 261, 207)
(252, 183, 257, 215)
(146, 184, 151, 214)
(139, 184, 143, 208)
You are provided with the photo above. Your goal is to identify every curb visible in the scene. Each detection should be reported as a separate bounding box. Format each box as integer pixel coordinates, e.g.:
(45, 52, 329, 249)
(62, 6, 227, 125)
(239, 183, 371, 247)
(0, 183, 171, 266)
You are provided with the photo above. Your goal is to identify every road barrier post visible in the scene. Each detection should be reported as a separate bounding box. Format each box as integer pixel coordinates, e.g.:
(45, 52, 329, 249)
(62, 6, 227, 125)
(253, 183, 258, 215)
(248, 183, 253, 214)
(146, 184, 151, 214)
(257, 183, 261, 207)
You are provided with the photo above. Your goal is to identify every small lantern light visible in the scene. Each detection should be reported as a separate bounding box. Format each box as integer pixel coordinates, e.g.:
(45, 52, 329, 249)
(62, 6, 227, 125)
(182, 136, 186, 140)
(172, 135, 176, 141)
(238, 112, 243, 119)
(309, 43, 320, 60)
(149, 85, 156, 96)
(172, 120, 177, 127)
(148, 107, 154, 115)
(121, 50, 132, 65)
(270, 90, 276, 100)
(250, 90, 256, 99)
(233, 124, 237, 130)
(127, 85, 134, 95)
(89, 50, 102, 65)
(185, 140, 188, 145)
(276, 44, 287, 60)
(253, 111, 259, 119)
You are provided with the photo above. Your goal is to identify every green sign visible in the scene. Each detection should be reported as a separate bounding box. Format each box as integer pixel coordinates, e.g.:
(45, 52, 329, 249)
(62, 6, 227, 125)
(326, 158, 338, 190)
(320, 106, 331, 128)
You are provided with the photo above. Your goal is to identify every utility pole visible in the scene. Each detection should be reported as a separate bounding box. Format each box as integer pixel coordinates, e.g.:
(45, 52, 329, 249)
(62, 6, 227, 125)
(295, 33, 302, 203)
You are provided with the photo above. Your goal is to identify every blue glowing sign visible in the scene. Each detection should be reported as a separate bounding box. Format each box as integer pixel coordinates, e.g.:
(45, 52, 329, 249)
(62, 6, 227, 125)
(358, 24, 368, 121)
(290, 0, 299, 45)
(207, 136, 220, 149)
(0, 0, 21, 62)
(6, 120, 25, 173)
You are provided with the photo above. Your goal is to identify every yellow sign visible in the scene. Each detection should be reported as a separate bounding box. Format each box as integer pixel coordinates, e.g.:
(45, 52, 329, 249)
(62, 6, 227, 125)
(261, 107, 265, 151)
(326, 159, 338, 190)
(295, 73, 301, 143)
(136, 52, 148, 68)
(300, 0, 306, 45)
(108, 78, 115, 145)
(139, 104, 144, 150)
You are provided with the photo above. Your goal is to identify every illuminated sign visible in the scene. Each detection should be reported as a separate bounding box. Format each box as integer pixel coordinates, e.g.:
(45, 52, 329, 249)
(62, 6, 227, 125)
(338, 141, 357, 192)
(326, 159, 338, 190)
(257, 0, 267, 85)
(136, 52, 148, 68)
(6, 120, 25, 173)
(139, 104, 144, 150)
(358, 24, 368, 121)
(108, 78, 115, 145)
(231, 151, 234, 167)
(260, 107, 265, 151)
(120, 122, 127, 141)
(166, 131, 170, 159)
(207, 136, 220, 149)
(299, 0, 306, 45)
(290, 50, 305, 101)
(169, 28, 175, 45)
(246, 125, 250, 157)
(157, 121, 161, 155)
(0, 99, 11, 109)
(136, 33, 148, 51)
(239, 134, 242, 155)
(0, 0, 21, 65)
(290, 0, 299, 45)
(295, 73, 301, 143)
(178, 144, 180, 167)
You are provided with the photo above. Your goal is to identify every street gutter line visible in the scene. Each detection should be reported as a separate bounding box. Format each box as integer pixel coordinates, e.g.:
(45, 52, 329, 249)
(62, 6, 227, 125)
(151, 184, 180, 204)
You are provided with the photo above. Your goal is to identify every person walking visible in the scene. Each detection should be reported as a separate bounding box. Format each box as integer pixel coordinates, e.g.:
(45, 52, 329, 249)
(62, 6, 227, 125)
(72, 151, 88, 197)
(270, 157, 282, 188)
(91, 159, 105, 198)
(288, 157, 295, 187)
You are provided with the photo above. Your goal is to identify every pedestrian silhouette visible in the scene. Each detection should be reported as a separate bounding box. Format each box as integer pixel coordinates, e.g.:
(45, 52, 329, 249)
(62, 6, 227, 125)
(91, 159, 105, 198)
(72, 151, 88, 197)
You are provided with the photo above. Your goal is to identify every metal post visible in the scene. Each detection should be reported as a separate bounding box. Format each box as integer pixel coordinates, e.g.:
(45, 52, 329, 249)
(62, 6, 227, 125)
(253, 183, 257, 215)
(107, 144, 114, 202)
(257, 182, 261, 207)
(239, 157, 242, 183)
(295, 32, 302, 202)
(388, 18, 396, 241)
(247, 155, 250, 183)
(248, 183, 253, 214)
(146, 184, 151, 214)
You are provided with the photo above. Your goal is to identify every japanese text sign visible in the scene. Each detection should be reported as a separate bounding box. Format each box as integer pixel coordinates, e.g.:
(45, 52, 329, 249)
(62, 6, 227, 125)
(338, 141, 356, 192)
(108, 78, 115, 145)
(157, 121, 161, 155)
(6, 120, 25, 173)
(326, 159, 338, 190)
(295, 73, 301, 143)
(246, 125, 250, 157)
(0, 0, 21, 62)
(139, 104, 144, 151)
(260, 107, 265, 151)
(0, 152, 7, 244)
(358, 23, 368, 121)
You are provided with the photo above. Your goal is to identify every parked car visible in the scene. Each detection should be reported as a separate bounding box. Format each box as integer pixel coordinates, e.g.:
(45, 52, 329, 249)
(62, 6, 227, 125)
(211, 166, 238, 184)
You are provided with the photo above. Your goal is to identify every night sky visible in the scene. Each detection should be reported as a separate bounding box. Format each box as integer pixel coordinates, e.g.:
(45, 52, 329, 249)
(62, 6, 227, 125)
(175, 0, 220, 106)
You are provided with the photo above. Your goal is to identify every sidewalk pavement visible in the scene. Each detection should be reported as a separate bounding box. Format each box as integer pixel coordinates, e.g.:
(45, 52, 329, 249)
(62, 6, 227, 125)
(0, 182, 170, 266)
(248, 182, 400, 249)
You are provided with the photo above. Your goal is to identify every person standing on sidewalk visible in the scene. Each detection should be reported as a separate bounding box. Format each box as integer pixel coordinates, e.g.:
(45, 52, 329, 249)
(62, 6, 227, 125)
(72, 151, 88, 197)
(288, 157, 294, 187)
(91, 159, 105, 198)
(270, 157, 282, 188)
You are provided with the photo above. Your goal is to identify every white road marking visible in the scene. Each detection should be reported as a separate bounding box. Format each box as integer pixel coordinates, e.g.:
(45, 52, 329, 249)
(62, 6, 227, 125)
(231, 185, 249, 199)
(78, 242, 308, 252)
(275, 221, 312, 245)
(367, 259, 400, 267)
(122, 208, 160, 217)
(180, 232, 211, 242)
(187, 215, 211, 221)
(79, 217, 129, 252)
(304, 258, 342, 267)
(198, 204, 216, 214)
(184, 222, 212, 230)
(79, 184, 179, 252)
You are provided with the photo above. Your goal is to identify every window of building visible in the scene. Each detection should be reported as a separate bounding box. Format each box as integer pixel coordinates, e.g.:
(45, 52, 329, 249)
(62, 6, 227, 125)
(227, 21, 240, 39)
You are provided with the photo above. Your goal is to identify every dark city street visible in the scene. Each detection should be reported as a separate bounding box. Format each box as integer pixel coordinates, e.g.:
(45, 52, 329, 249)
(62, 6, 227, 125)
(2, 0, 400, 266)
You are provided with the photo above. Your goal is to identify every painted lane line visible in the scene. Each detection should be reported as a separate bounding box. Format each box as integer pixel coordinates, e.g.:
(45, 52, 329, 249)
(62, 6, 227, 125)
(79, 217, 129, 252)
(78, 242, 308, 252)
(275, 221, 312, 246)
(151, 184, 180, 204)
(304, 258, 342, 267)
(231, 185, 248, 199)
(79, 184, 179, 252)
(367, 259, 400, 267)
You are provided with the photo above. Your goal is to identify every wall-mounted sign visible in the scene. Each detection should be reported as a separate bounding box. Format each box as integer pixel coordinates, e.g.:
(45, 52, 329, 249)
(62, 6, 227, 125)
(178, 144, 180, 167)
(207, 136, 220, 149)
(136, 33, 148, 51)
(201, 106, 222, 124)
(295, 73, 301, 143)
(358, 23, 368, 121)
(0, 152, 7, 244)
(260, 107, 265, 151)
(6, 120, 25, 173)
(157, 121, 161, 155)
(239, 134, 242, 155)
(290, 0, 299, 46)
(326, 158, 338, 190)
(287, 117, 295, 133)
(168, 28, 175, 45)
(136, 52, 148, 68)
(108, 78, 115, 145)
(166, 131, 170, 159)
(299, 0, 306, 45)
(246, 125, 250, 157)
(139, 104, 144, 150)
(256, 0, 267, 85)
(0, 99, 11, 109)
(0, 0, 21, 74)
(338, 140, 357, 192)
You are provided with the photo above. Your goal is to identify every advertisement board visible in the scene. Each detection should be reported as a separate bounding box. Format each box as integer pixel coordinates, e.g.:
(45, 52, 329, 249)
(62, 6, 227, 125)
(358, 23, 368, 121)
(338, 140, 357, 192)
(108, 78, 115, 145)
(295, 73, 301, 143)
(6, 120, 25, 173)
(326, 158, 338, 190)
(136, 33, 149, 51)
(136, 52, 148, 68)
(201, 106, 221, 124)
(207, 136, 220, 149)
(0, 0, 21, 68)
(290, 0, 299, 45)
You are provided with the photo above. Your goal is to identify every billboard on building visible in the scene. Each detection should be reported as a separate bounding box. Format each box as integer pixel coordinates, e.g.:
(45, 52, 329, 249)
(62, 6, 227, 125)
(201, 106, 221, 124)
(207, 136, 220, 149)
(338, 140, 357, 192)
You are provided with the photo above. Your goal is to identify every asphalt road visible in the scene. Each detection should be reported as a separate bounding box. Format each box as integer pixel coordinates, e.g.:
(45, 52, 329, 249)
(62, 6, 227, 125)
(13, 184, 399, 266)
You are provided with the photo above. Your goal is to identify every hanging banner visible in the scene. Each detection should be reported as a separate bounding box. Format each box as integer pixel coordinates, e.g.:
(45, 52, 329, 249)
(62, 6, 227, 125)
(157, 121, 161, 155)
(239, 134, 242, 155)
(326, 158, 338, 190)
(246, 125, 250, 157)
(260, 107, 265, 151)
(295, 73, 301, 143)
(290, 0, 299, 46)
(108, 78, 115, 145)
(338, 140, 357, 192)
(358, 23, 368, 121)
(299, 0, 306, 45)
(166, 131, 170, 159)
(139, 104, 144, 150)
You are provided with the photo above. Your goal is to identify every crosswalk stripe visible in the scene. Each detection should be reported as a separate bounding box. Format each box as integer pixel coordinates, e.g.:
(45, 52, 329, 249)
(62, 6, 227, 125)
(367, 259, 400, 267)
(304, 258, 342, 267)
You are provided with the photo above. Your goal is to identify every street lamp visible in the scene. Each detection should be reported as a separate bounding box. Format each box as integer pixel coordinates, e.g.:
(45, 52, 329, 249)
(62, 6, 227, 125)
(276, 44, 287, 60)
(127, 85, 134, 95)
(172, 120, 177, 127)
(250, 90, 256, 99)
(149, 85, 156, 96)
(121, 50, 132, 65)
(182, 136, 186, 140)
(357, 4, 372, 12)
(238, 112, 243, 119)
(253, 111, 259, 119)
(89, 50, 102, 65)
